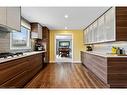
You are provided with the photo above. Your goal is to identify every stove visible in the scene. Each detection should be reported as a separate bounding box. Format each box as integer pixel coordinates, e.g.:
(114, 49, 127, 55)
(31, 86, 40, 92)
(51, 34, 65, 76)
(0, 52, 23, 59)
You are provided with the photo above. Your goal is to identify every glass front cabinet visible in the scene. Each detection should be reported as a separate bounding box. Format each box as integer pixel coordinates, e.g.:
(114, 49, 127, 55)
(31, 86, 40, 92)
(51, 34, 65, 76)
(84, 7, 115, 44)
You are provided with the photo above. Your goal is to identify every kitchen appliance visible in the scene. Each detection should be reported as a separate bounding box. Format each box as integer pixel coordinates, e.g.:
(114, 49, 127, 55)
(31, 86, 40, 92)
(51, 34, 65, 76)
(34, 39, 44, 51)
(86, 46, 92, 51)
(0, 52, 23, 59)
(116, 47, 126, 55)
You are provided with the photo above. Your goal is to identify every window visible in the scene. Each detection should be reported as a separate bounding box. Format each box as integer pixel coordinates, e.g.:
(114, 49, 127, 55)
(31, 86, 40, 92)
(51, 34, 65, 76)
(10, 26, 31, 49)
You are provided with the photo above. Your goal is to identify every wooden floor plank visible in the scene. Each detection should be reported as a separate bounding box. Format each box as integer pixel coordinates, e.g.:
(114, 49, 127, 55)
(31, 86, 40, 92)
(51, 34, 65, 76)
(25, 63, 108, 88)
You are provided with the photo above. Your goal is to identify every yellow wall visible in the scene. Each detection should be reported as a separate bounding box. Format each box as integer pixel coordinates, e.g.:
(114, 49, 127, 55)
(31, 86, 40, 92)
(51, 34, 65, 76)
(50, 30, 85, 62)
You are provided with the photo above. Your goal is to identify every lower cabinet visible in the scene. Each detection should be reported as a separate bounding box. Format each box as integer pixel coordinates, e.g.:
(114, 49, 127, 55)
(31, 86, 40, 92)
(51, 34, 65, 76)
(81, 51, 107, 83)
(81, 51, 127, 88)
(0, 53, 44, 88)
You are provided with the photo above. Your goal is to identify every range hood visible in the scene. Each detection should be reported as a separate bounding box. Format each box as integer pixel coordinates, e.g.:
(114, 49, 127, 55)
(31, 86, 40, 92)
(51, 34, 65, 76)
(0, 24, 17, 32)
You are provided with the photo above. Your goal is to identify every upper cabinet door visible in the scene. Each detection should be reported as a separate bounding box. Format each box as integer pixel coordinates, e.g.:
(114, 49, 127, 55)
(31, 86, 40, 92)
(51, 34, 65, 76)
(31, 23, 43, 39)
(83, 29, 86, 43)
(87, 27, 90, 44)
(105, 8, 115, 41)
(6, 7, 21, 31)
(92, 21, 97, 43)
(0, 7, 6, 26)
(98, 15, 105, 42)
(38, 24, 42, 39)
(89, 25, 93, 43)
(85, 28, 88, 44)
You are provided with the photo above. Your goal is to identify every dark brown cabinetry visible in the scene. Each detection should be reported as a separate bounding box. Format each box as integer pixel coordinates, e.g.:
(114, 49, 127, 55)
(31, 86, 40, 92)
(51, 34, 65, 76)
(31, 23, 42, 39)
(81, 51, 127, 88)
(116, 7, 127, 41)
(0, 53, 44, 88)
(42, 26, 50, 64)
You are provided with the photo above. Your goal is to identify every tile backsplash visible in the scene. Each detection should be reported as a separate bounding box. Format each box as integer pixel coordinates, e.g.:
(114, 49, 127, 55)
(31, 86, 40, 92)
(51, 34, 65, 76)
(0, 32, 10, 52)
(93, 41, 127, 54)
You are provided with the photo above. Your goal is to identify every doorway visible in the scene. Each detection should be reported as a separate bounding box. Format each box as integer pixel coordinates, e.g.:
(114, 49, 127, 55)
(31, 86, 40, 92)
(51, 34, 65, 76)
(55, 34, 73, 63)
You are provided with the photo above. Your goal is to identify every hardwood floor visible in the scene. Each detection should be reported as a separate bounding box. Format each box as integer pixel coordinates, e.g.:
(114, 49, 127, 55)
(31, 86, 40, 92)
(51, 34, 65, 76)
(25, 63, 108, 88)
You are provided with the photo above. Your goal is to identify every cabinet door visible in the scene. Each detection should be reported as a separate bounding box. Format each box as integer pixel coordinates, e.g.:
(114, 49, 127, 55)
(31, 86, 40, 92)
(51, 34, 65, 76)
(89, 26, 93, 43)
(86, 28, 89, 44)
(38, 24, 42, 39)
(92, 21, 98, 43)
(98, 16, 105, 42)
(0, 7, 6, 26)
(7, 7, 20, 31)
(87, 27, 90, 44)
(105, 8, 115, 41)
(83, 29, 86, 43)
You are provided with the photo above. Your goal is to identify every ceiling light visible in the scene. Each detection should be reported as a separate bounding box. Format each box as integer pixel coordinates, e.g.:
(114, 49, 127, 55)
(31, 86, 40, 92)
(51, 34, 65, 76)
(65, 27, 68, 30)
(64, 14, 68, 18)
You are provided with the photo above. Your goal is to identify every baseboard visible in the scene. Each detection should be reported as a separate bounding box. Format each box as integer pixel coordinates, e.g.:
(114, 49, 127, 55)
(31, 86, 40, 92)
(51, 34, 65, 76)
(49, 61, 82, 63)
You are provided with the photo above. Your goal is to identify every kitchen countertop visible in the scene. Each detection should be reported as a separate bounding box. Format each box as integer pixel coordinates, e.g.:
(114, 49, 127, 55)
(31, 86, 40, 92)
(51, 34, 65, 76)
(0, 51, 46, 63)
(83, 51, 127, 58)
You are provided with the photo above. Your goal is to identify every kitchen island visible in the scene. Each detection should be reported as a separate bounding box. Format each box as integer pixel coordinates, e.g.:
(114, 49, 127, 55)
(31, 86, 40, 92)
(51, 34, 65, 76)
(81, 51, 127, 88)
(0, 51, 45, 88)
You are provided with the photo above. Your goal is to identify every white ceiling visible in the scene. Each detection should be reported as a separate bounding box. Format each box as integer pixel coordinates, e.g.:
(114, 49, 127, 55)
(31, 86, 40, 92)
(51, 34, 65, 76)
(21, 7, 110, 30)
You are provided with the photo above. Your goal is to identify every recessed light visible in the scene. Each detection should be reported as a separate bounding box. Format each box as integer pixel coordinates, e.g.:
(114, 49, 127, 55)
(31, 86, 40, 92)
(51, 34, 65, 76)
(64, 14, 68, 18)
(65, 27, 68, 30)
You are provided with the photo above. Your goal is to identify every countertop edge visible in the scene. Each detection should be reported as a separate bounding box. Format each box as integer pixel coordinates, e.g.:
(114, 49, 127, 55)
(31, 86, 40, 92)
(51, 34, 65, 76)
(81, 51, 127, 58)
(0, 51, 46, 64)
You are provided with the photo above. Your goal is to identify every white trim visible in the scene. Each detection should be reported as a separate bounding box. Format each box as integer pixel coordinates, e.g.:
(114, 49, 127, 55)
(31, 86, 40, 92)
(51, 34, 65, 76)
(54, 33, 73, 63)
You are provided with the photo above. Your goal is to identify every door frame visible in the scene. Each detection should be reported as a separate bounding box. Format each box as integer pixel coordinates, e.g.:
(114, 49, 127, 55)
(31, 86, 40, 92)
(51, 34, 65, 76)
(55, 33, 73, 63)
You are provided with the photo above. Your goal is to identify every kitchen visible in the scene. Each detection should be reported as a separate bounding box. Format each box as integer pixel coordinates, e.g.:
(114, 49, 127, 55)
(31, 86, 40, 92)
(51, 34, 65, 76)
(0, 7, 127, 88)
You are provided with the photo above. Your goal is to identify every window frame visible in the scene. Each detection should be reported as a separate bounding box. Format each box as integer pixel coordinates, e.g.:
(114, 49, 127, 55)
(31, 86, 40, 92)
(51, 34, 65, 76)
(10, 26, 31, 50)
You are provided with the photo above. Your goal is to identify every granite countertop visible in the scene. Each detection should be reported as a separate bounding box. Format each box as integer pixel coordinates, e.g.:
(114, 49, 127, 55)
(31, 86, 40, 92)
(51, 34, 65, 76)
(83, 51, 127, 58)
(0, 51, 46, 63)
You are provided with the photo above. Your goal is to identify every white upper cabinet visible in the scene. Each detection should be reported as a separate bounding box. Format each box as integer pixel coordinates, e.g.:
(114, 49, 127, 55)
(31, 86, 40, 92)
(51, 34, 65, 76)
(0, 7, 6, 26)
(98, 15, 105, 42)
(105, 7, 115, 41)
(83, 29, 87, 43)
(6, 7, 21, 31)
(89, 26, 92, 43)
(87, 27, 90, 43)
(84, 7, 115, 44)
(0, 7, 20, 31)
(92, 21, 97, 42)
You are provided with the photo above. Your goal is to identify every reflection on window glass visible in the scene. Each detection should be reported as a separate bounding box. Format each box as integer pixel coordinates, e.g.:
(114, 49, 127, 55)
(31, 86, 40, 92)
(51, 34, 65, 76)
(11, 26, 30, 48)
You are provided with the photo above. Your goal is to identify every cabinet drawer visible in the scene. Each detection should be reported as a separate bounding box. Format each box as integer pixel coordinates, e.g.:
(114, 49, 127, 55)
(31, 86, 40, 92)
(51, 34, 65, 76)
(0, 64, 42, 88)
(0, 60, 30, 85)
(0, 53, 44, 87)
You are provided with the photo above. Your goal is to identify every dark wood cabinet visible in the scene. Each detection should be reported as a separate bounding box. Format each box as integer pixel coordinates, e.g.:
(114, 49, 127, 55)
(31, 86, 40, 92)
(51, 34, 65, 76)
(116, 7, 127, 41)
(42, 26, 50, 65)
(31, 23, 42, 39)
(31, 23, 50, 64)
(0, 53, 44, 88)
(81, 51, 127, 88)
(42, 26, 49, 39)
